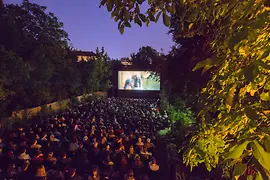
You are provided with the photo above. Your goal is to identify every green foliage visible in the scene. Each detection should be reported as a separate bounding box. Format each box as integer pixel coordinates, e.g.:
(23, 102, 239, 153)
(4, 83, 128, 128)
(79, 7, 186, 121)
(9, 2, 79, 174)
(232, 163, 246, 177)
(100, 0, 175, 33)
(181, 1, 270, 178)
(0, 1, 113, 117)
(226, 141, 250, 160)
(159, 100, 197, 159)
(101, 0, 270, 178)
(166, 102, 194, 126)
(252, 141, 270, 172)
(131, 46, 165, 68)
(157, 127, 170, 136)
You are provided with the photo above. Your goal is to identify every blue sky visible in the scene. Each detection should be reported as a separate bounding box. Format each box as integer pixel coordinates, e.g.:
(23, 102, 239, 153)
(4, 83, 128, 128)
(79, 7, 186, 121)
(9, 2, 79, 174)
(5, 0, 174, 59)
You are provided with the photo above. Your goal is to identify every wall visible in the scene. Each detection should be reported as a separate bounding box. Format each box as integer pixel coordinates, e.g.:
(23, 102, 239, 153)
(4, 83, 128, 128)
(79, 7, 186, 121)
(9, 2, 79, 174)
(10, 92, 106, 120)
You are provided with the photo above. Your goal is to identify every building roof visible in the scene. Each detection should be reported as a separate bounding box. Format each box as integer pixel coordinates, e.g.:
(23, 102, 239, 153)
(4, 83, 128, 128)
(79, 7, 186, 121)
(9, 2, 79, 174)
(72, 50, 96, 56)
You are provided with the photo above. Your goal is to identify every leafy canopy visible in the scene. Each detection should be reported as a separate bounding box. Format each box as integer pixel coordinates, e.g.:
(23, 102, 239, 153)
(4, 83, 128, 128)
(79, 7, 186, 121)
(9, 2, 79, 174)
(101, 0, 270, 178)
(100, 0, 176, 34)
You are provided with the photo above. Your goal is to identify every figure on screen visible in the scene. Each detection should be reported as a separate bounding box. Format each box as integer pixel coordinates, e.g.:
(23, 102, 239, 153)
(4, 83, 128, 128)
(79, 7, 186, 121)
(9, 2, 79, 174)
(124, 73, 142, 90)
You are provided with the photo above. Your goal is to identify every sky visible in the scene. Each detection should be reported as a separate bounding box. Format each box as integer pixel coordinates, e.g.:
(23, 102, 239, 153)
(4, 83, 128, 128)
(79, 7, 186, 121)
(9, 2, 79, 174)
(5, 0, 174, 59)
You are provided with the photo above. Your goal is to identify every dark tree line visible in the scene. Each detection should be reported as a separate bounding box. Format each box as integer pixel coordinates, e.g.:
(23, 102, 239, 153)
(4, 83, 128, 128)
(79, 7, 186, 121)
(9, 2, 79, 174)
(0, 1, 112, 117)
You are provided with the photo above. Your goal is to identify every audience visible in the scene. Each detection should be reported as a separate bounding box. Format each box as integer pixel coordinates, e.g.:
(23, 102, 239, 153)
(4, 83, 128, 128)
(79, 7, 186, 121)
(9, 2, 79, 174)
(0, 98, 167, 179)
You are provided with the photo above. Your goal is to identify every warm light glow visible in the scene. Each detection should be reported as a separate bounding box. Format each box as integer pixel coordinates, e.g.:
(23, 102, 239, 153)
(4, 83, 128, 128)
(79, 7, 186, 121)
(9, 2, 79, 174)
(77, 55, 95, 62)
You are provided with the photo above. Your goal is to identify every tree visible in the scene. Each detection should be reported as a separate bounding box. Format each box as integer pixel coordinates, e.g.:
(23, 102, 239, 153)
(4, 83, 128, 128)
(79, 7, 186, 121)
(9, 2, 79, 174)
(95, 47, 112, 91)
(76, 47, 112, 93)
(0, 45, 31, 116)
(0, 1, 117, 118)
(101, 0, 270, 178)
(131, 46, 161, 67)
(0, 1, 88, 115)
(164, 37, 212, 109)
(0, 0, 70, 106)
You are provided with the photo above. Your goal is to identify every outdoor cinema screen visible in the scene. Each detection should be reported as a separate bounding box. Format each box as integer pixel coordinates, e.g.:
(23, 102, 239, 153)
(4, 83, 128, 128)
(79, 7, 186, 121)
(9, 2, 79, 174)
(118, 71, 160, 91)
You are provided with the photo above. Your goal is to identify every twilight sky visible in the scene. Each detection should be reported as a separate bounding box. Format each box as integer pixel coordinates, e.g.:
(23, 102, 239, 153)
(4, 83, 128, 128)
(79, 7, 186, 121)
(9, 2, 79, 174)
(5, 0, 174, 59)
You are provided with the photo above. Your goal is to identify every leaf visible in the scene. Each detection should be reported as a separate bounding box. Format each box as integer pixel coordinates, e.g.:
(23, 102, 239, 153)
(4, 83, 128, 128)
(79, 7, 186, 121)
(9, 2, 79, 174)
(165, 4, 172, 13)
(250, 89, 256, 96)
(265, 83, 270, 90)
(260, 49, 270, 59)
(263, 136, 270, 152)
(243, 63, 259, 83)
(134, 15, 142, 26)
(247, 175, 253, 180)
(249, 18, 266, 29)
(100, 0, 106, 6)
(226, 141, 250, 159)
(206, 163, 211, 171)
(255, 171, 263, 180)
(227, 29, 249, 51)
(233, 163, 246, 177)
(202, 65, 212, 74)
(260, 92, 270, 101)
(124, 22, 131, 27)
(106, 0, 114, 12)
(135, 3, 140, 13)
(155, 11, 162, 22)
(145, 19, 149, 26)
(226, 84, 236, 112)
(139, 14, 147, 22)
(119, 8, 124, 19)
(148, 11, 156, 21)
(111, 9, 118, 18)
(188, 23, 194, 29)
(123, 9, 130, 22)
(245, 0, 255, 13)
(252, 141, 270, 171)
(258, 62, 270, 70)
(248, 30, 257, 41)
(120, 23, 125, 34)
(244, 107, 259, 120)
(192, 58, 213, 71)
(162, 12, 170, 27)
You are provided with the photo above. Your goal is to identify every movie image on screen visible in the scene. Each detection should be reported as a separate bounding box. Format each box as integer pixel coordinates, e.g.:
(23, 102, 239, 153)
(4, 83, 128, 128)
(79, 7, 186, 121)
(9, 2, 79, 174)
(118, 71, 160, 91)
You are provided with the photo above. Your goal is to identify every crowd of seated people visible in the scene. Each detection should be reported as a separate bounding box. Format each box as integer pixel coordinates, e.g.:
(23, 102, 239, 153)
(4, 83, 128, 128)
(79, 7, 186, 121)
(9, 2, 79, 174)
(0, 98, 169, 180)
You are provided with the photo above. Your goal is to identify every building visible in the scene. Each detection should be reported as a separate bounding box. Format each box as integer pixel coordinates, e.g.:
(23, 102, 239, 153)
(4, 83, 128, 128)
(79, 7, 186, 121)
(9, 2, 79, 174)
(72, 51, 97, 62)
(120, 57, 132, 66)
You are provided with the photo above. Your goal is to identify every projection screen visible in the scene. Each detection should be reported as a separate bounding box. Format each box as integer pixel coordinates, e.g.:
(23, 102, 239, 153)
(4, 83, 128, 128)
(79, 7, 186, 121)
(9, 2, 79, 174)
(118, 71, 160, 91)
